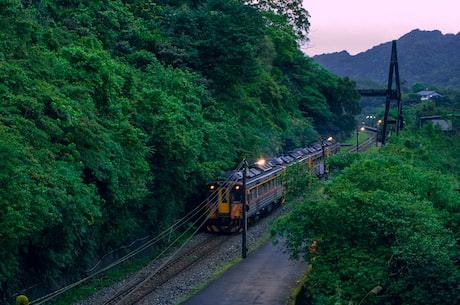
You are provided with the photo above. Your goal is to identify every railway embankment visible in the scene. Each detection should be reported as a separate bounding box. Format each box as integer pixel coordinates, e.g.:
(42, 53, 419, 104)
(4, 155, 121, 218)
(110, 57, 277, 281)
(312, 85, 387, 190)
(73, 206, 295, 305)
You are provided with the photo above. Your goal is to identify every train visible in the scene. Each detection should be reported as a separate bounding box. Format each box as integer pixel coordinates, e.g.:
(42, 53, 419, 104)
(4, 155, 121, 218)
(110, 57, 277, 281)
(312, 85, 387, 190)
(204, 139, 340, 233)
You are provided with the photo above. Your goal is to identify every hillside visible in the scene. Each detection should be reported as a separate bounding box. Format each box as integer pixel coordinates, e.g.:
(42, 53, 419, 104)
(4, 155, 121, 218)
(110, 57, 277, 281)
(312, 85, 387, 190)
(313, 29, 460, 89)
(0, 1, 362, 302)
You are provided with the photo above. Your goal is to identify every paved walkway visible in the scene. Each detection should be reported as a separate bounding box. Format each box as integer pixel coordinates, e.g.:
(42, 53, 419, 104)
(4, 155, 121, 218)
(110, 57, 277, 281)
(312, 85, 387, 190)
(180, 241, 308, 305)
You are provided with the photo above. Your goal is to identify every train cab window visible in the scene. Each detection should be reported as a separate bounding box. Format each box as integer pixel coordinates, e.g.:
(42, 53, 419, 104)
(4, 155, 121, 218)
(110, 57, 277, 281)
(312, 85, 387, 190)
(233, 185, 243, 202)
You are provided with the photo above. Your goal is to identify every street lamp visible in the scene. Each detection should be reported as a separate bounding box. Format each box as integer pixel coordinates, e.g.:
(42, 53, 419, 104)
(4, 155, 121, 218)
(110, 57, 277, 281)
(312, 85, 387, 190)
(356, 126, 365, 152)
(320, 136, 333, 175)
(376, 119, 382, 147)
(241, 158, 266, 259)
(255, 159, 266, 167)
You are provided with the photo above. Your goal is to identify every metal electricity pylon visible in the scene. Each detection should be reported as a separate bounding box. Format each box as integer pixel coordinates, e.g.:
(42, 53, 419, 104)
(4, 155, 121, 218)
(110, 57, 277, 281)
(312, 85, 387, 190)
(358, 40, 402, 145)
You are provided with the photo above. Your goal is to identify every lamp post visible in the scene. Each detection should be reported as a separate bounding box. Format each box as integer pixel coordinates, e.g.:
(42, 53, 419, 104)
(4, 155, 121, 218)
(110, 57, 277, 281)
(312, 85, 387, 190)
(241, 158, 265, 259)
(321, 139, 326, 163)
(356, 126, 359, 152)
(242, 159, 248, 259)
(356, 126, 364, 152)
(320, 136, 333, 175)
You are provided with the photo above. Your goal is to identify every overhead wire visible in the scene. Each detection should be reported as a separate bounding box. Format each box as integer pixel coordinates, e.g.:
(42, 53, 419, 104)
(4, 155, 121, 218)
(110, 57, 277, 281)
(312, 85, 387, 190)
(31, 194, 210, 304)
(30, 160, 245, 305)
(114, 161, 245, 305)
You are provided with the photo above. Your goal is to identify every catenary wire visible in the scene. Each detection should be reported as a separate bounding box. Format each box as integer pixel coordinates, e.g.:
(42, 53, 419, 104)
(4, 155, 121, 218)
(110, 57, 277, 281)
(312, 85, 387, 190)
(30, 161, 245, 305)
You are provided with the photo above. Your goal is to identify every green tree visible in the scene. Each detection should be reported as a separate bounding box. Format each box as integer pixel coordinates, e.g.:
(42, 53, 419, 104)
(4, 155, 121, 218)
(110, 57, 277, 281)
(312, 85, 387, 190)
(159, 0, 265, 92)
(272, 152, 459, 305)
(251, 0, 310, 42)
(412, 82, 426, 92)
(0, 0, 361, 300)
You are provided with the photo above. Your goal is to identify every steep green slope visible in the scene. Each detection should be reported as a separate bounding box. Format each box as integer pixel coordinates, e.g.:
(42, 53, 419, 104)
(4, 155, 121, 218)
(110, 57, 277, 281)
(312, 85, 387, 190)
(0, 0, 360, 301)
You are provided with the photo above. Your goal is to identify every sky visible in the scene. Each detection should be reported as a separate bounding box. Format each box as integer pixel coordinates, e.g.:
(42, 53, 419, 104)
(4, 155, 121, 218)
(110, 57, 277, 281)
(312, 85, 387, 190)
(302, 0, 460, 56)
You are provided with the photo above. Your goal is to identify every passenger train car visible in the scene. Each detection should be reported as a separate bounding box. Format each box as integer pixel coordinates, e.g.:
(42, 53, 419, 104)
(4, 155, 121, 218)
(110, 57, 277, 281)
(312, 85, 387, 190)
(205, 140, 340, 233)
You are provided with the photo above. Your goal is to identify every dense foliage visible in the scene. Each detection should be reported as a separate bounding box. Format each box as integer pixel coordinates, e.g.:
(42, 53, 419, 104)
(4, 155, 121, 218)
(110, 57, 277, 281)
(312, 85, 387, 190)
(271, 125, 460, 305)
(0, 0, 361, 301)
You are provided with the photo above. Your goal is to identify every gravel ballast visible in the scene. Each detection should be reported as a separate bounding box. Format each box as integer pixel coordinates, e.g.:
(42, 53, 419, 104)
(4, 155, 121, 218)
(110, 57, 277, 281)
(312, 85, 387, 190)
(73, 208, 291, 305)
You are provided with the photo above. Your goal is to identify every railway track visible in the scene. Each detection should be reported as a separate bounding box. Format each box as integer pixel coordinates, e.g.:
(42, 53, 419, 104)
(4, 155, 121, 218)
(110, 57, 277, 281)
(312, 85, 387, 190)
(102, 234, 230, 305)
(349, 133, 376, 153)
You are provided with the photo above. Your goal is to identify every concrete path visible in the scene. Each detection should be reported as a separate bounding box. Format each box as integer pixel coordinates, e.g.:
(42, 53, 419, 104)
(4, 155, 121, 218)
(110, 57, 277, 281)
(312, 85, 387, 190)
(180, 241, 308, 305)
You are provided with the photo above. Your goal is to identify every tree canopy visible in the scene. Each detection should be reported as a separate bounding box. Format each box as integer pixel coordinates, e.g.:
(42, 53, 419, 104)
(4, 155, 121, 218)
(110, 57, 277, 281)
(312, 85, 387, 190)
(271, 127, 460, 305)
(0, 0, 361, 301)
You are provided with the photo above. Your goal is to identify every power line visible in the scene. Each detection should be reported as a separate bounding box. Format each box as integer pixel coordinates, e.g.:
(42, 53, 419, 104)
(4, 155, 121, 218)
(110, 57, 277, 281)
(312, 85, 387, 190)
(30, 162, 244, 305)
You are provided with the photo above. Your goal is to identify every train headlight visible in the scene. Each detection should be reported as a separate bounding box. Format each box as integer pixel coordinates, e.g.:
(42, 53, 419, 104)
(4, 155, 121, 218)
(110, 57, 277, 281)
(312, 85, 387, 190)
(209, 185, 215, 190)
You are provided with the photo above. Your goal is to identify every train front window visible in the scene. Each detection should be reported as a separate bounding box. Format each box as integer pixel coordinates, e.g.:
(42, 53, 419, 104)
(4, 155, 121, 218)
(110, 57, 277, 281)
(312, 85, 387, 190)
(233, 185, 243, 202)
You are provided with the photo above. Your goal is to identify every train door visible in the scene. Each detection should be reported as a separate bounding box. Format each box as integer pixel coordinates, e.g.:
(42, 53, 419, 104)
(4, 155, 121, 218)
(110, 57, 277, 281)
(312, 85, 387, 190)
(218, 187, 230, 215)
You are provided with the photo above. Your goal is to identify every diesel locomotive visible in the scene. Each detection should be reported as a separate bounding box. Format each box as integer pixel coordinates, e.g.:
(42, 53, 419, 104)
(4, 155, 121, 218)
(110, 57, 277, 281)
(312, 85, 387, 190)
(205, 140, 340, 233)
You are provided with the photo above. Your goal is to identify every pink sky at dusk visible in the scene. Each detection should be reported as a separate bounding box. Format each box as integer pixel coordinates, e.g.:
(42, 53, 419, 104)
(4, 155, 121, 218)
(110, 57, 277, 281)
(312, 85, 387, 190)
(302, 0, 460, 56)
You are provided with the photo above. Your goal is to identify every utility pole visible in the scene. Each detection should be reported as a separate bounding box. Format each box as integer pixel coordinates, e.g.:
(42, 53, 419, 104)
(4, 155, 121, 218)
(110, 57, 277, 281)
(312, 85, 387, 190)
(242, 159, 248, 259)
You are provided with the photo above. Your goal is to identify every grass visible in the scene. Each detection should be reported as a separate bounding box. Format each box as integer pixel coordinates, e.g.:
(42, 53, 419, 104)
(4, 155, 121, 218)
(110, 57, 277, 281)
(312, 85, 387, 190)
(340, 130, 370, 146)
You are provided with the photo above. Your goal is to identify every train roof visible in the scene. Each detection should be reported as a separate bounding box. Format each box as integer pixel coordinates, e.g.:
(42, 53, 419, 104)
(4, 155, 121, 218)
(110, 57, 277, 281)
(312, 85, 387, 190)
(211, 140, 339, 184)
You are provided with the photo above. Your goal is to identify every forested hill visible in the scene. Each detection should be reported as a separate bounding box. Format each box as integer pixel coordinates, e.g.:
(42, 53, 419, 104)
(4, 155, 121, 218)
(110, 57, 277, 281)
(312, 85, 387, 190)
(0, 0, 361, 301)
(313, 29, 460, 89)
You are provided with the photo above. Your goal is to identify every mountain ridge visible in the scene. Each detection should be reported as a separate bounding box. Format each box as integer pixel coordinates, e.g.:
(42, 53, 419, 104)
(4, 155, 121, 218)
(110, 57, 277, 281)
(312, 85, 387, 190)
(313, 29, 460, 89)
